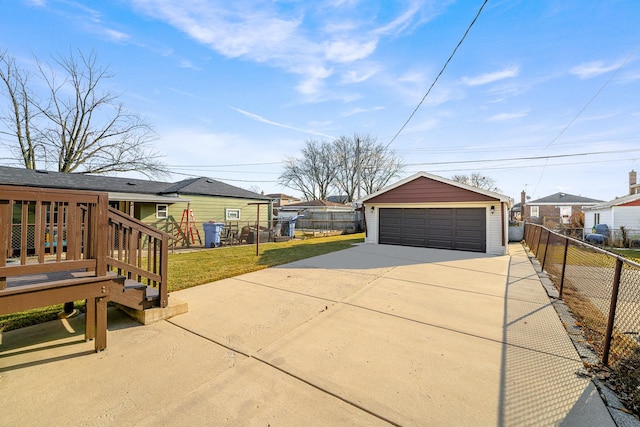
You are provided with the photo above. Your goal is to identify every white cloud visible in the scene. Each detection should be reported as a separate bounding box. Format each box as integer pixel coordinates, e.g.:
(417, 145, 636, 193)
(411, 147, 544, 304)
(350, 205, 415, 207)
(324, 39, 377, 63)
(342, 106, 384, 117)
(341, 67, 380, 84)
(231, 107, 335, 139)
(462, 66, 520, 86)
(177, 59, 200, 70)
(570, 59, 625, 79)
(398, 70, 427, 84)
(130, 1, 437, 100)
(487, 112, 528, 122)
(102, 28, 130, 42)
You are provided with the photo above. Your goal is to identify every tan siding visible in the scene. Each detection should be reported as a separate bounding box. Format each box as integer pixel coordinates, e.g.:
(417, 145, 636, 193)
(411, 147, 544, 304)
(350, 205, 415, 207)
(368, 176, 498, 203)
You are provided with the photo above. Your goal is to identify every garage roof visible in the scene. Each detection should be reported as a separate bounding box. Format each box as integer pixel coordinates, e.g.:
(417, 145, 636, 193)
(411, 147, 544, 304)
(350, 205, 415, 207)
(358, 172, 512, 205)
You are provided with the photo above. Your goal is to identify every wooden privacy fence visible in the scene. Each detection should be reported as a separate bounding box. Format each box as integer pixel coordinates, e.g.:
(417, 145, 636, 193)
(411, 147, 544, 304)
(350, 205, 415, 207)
(524, 222, 640, 367)
(294, 211, 361, 233)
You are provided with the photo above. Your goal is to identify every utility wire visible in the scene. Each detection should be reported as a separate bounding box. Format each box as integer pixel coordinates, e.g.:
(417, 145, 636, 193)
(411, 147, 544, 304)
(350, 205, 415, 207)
(531, 43, 640, 197)
(385, 0, 488, 149)
(404, 147, 640, 166)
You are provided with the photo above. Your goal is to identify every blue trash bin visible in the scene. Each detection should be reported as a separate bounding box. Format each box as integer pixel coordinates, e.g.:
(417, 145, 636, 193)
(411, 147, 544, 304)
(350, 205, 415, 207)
(204, 222, 224, 247)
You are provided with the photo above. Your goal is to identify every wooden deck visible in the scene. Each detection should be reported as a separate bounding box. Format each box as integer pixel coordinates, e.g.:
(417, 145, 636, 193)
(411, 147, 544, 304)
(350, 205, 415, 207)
(0, 184, 170, 352)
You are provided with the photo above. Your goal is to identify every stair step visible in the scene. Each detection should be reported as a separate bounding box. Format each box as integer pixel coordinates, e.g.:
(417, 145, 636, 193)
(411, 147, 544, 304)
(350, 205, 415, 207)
(110, 279, 160, 310)
(123, 279, 147, 291)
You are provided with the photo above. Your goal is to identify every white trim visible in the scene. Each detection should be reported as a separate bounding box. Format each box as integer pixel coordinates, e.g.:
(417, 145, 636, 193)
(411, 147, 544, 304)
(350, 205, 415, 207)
(108, 192, 187, 203)
(156, 204, 168, 219)
(225, 208, 241, 220)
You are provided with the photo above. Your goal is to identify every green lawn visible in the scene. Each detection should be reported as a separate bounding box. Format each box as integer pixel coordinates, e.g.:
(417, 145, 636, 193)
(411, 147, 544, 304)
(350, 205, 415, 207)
(610, 248, 640, 263)
(168, 233, 364, 292)
(0, 233, 364, 332)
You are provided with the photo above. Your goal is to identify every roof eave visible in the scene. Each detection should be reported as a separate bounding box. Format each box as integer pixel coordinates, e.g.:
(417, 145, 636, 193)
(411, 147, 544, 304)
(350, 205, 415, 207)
(358, 171, 513, 206)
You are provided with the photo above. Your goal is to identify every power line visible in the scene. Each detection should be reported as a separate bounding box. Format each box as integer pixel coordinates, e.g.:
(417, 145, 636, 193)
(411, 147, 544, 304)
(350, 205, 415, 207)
(412, 156, 637, 174)
(385, 0, 488, 149)
(166, 161, 283, 168)
(404, 147, 640, 167)
(531, 43, 640, 196)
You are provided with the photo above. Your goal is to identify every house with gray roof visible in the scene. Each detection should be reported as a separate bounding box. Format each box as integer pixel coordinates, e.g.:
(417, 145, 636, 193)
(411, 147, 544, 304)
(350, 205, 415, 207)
(521, 191, 602, 226)
(0, 166, 271, 245)
(581, 171, 640, 243)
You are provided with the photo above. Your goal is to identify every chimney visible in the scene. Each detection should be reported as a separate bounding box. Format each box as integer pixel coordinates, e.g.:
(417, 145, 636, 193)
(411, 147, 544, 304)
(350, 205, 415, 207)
(630, 170, 637, 195)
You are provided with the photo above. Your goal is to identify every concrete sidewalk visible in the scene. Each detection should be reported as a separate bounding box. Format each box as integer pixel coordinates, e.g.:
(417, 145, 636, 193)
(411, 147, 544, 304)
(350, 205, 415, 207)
(0, 243, 617, 426)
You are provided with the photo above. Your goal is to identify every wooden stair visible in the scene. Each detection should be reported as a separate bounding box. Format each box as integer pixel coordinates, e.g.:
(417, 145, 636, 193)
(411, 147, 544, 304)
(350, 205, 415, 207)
(108, 278, 159, 311)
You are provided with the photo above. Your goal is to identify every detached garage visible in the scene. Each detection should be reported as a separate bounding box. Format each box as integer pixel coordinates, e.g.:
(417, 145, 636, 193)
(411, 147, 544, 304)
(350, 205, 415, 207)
(359, 172, 512, 255)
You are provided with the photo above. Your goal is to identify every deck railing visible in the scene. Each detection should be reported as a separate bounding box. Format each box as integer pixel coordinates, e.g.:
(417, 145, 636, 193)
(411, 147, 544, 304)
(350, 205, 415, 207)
(0, 184, 168, 308)
(107, 207, 169, 308)
(0, 185, 109, 288)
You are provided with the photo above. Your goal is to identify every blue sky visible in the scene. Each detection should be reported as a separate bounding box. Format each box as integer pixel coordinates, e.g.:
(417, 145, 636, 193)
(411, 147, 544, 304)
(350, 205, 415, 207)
(1, 0, 639, 203)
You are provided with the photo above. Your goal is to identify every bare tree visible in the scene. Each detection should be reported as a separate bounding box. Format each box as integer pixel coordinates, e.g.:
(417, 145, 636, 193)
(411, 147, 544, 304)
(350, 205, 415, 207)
(279, 139, 337, 200)
(358, 138, 404, 197)
(451, 172, 501, 192)
(280, 134, 404, 202)
(0, 48, 166, 177)
(334, 134, 404, 201)
(0, 50, 39, 169)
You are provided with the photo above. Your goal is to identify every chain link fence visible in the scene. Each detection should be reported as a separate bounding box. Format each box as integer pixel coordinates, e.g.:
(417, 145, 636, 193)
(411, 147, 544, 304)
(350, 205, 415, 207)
(524, 222, 640, 367)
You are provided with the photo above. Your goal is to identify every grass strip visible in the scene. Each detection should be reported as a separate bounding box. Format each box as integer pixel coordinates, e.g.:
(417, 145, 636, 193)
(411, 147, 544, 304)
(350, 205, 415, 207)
(0, 233, 364, 332)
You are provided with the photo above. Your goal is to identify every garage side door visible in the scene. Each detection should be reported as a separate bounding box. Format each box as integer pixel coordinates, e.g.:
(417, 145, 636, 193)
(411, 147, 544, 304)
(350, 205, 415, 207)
(378, 208, 486, 253)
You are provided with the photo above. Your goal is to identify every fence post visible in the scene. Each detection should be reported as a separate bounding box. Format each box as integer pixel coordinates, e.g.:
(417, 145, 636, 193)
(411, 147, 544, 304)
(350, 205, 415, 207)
(603, 257, 624, 366)
(541, 229, 550, 271)
(559, 238, 569, 298)
(535, 225, 543, 255)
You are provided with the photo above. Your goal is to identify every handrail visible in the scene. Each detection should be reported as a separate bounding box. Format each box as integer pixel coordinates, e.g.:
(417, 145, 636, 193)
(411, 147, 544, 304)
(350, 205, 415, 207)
(107, 207, 169, 308)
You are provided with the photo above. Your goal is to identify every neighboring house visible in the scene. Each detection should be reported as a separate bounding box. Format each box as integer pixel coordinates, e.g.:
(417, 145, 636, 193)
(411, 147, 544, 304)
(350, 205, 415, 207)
(327, 195, 349, 204)
(265, 193, 301, 216)
(358, 171, 512, 256)
(0, 166, 271, 242)
(510, 202, 522, 221)
(522, 192, 602, 226)
(583, 171, 640, 242)
(583, 193, 640, 236)
(277, 199, 353, 218)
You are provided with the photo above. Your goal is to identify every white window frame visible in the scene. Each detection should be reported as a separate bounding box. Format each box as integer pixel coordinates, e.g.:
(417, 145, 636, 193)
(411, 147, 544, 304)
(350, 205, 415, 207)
(225, 208, 241, 220)
(156, 204, 168, 219)
(560, 206, 572, 224)
(530, 206, 539, 218)
(594, 212, 600, 225)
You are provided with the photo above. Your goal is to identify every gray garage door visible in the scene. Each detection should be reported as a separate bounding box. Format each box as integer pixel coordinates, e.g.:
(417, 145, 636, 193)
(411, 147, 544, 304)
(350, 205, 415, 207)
(378, 208, 486, 253)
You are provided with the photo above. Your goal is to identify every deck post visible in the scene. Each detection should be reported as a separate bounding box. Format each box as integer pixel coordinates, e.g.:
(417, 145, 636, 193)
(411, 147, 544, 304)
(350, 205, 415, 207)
(95, 194, 109, 277)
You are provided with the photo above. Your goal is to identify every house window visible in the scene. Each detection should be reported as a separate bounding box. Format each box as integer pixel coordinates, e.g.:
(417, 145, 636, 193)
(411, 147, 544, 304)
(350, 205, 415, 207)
(225, 208, 241, 220)
(156, 204, 168, 219)
(530, 206, 539, 218)
(594, 213, 600, 225)
(560, 206, 572, 224)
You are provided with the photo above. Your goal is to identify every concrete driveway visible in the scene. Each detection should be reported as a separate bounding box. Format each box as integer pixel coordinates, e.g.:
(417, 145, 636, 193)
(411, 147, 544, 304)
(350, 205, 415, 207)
(0, 243, 614, 426)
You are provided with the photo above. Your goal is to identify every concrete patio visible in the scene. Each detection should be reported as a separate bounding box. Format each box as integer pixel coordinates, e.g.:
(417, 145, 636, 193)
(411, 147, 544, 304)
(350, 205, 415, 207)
(0, 243, 616, 426)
